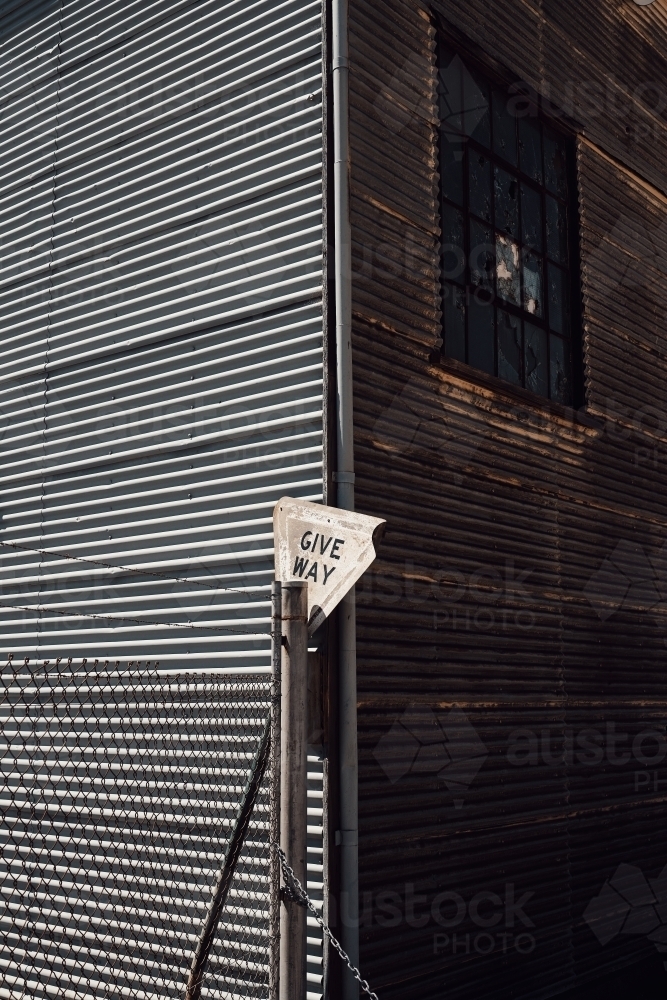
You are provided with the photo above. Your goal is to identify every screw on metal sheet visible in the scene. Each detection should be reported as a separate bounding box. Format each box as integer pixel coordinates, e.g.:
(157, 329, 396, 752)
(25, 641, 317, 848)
(273, 843, 380, 1000)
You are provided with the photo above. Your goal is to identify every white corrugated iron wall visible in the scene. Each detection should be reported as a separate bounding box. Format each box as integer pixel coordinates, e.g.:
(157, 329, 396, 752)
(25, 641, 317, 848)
(0, 0, 325, 995)
(0, 0, 324, 668)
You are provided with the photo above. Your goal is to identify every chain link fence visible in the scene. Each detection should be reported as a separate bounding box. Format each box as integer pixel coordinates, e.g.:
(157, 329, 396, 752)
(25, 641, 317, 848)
(0, 656, 273, 999)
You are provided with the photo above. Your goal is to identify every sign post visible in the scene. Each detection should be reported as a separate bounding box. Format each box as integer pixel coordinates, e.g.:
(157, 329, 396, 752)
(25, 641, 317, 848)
(278, 581, 308, 1000)
(273, 498, 385, 999)
(269, 581, 282, 1000)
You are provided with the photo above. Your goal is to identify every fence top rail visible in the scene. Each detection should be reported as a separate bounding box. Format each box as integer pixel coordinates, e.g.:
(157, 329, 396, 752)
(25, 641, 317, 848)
(1, 657, 273, 679)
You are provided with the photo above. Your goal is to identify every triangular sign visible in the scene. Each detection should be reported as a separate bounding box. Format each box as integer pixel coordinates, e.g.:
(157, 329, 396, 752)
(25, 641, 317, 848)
(274, 497, 386, 634)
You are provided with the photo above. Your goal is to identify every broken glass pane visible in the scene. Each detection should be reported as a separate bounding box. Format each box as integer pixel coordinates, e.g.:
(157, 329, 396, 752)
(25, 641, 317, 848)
(525, 323, 548, 398)
(494, 167, 519, 238)
(519, 117, 543, 184)
(492, 88, 518, 166)
(546, 195, 568, 264)
(521, 182, 543, 251)
(544, 129, 568, 197)
(498, 310, 522, 385)
(523, 250, 543, 317)
(547, 262, 569, 335)
(468, 296, 495, 375)
(470, 219, 494, 292)
(496, 234, 521, 305)
(550, 333, 572, 404)
(469, 152, 492, 223)
(443, 282, 466, 362)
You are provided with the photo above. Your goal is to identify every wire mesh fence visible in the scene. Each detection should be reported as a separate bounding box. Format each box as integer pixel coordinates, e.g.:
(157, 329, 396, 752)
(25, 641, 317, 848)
(0, 655, 273, 1000)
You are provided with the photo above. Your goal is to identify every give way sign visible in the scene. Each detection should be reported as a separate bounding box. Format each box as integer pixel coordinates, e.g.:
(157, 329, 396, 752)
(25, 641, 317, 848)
(273, 497, 386, 634)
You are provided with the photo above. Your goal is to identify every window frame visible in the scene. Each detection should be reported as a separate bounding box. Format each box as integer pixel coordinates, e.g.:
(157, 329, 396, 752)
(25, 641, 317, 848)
(436, 35, 585, 412)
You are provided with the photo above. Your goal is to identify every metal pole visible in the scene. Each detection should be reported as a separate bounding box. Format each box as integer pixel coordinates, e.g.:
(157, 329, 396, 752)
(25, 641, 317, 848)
(332, 0, 359, 992)
(270, 580, 282, 1000)
(279, 581, 308, 1000)
(332, 0, 353, 490)
(338, 585, 358, 998)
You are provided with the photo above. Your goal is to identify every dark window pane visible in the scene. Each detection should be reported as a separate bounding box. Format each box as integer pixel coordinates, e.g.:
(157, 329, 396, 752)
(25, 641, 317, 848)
(469, 152, 492, 222)
(544, 129, 568, 197)
(494, 167, 519, 237)
(441, 203, 465, 283)
(546, 195, 568, 264)
(522, 250, 543, 317)
(521, 182, 543, 251)
(439, 42, 456, 67)
(498, 310, 522, 385)
(441, 137, 464, 206)
(492, 88, 517, 166)
(496, 234, 521, 305)
(547, 263, 569, 335)
(464, 68, 491, 147)
(468, 297, 495, 375)
(525, 323, 548, 398)
(470, 219, 494, 293)
(443, 283, 466, 362)
(439, 46, 463, 137)
(550, 333, 572, 404)
(519, 117, 543, 184)
(442, 202, 464, 246)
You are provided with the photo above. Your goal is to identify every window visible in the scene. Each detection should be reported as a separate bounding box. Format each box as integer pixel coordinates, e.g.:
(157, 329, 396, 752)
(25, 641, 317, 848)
(438, 42, 578, 406)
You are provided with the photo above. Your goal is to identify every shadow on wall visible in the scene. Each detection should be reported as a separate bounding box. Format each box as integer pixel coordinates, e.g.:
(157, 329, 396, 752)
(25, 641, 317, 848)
(0, 0, 60, 44)
(559, 954, 665, 1000)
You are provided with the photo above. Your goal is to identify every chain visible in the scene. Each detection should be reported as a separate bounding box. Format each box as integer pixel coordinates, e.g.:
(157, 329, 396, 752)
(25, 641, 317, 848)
(272, 843, 379, 1000)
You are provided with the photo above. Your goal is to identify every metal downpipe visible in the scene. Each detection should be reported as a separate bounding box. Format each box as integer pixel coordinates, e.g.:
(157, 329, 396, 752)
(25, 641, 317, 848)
(332, 0, 359, 995)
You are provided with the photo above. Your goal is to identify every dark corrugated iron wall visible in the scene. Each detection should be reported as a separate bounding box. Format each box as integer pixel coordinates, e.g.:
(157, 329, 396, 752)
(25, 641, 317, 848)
(348, 0, 667, 997)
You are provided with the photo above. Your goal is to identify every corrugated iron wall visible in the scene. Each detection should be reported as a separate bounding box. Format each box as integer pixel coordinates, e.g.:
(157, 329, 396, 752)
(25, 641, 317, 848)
(0, 0, 324, 670)
(349, 0, 667, 997)
(0, 0, 327, 996)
